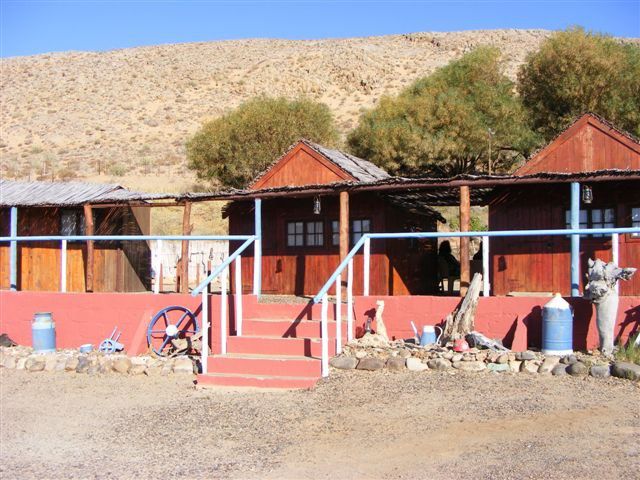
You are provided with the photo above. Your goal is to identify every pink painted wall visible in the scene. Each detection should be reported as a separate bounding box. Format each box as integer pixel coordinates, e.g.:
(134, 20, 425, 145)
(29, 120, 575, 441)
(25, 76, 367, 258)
(1, 292, 638, 353)
(0, 291, 216, 355)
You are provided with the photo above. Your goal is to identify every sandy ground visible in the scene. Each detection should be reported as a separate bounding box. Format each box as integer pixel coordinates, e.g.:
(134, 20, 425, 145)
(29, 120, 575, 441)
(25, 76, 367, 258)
(1, 369, 639, 480)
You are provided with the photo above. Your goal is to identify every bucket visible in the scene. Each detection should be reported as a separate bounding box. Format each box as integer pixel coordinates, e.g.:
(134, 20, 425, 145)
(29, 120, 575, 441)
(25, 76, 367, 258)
(541, 294, 573, 356)
(32, 312, 56, 353)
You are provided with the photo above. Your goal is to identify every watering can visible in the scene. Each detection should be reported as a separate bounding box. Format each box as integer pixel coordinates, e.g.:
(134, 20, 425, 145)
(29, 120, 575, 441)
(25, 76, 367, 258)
(420, 325, 443, 346)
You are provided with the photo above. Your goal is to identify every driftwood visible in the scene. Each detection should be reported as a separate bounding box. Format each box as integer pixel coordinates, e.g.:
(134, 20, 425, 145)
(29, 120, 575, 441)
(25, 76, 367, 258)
(442, 273, 482, 343)
(375, 300, 389, 342)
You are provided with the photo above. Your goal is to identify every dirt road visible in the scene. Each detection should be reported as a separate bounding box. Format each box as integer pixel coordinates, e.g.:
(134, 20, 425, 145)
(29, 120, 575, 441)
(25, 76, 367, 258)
(1, 369, 638, 479)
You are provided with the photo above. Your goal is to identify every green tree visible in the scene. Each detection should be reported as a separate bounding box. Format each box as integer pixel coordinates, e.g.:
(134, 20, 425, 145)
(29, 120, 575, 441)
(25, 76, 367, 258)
(348, 47, 538, 177)
(518, 27, 640, 140)
(187, 97, 339, 188)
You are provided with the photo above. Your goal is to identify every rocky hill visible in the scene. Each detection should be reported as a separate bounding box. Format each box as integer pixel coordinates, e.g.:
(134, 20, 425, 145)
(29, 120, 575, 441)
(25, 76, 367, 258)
(0, 29, 576, 189)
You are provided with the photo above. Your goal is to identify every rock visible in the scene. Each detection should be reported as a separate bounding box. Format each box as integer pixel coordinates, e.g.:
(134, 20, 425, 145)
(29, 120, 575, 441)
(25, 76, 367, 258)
(550, 364, 567, 376)
(354, 350, 367, 359)
(611, 362, 640, 381)
(516, 351, 535, 361)
(521, 360, 539, 374)
(567, 362, 588, 376)
(112, 357, 132, 374)
(487, 363, 509, 373)
(130, 364, 147, 375)
(386, 357, 406, 371)
(75, 356, 89, 373)
(65, 356, 79, 371)
(508, 360, 522, 373)
(398, 349, 412, 359)
(427, 358, 452, 371)
(131, 355, 152, 366)
(406, 357, 429, 372)
(173, 356, 196, 375)
(561, 354, 578, 365)
(98, 361, 112, 374)
(356, 357, 385, 371)
(3, 356, 17, 369)
(538, 356, 560, 374)
(16, 357, 27, 370)
(87, 364, 99, 375)
(44, 355, 58, 372)
(590, 364, 611, 378)
(145, 365, 162, 376)
(54, 359, 67, 372)
(355, 333, 389, 348)
(451, 353, 463, 362)
(26, 357, 45, 372)
(442, 351, 454, 360)
(453, 361, 486, 372)
(330, 356, 358, 370)
(475, 352, 488, 362)
(160, 364, 173, 376)
(497, 353, 509, 364)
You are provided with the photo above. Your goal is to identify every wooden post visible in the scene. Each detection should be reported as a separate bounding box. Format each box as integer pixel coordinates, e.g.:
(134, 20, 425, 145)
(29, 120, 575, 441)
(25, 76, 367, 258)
(84, 204, 94, 292)
(9, 206, 17, 291)
(459, 186, 470, 296)
(339, 191, 349, 261)
(180, 201, 192, 294)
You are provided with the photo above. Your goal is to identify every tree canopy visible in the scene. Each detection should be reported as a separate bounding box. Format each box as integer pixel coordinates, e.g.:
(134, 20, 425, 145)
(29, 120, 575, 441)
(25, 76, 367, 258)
(187, 97, 339, 188)
(518, 27, 640, 140)
(347, 47, 538, 177)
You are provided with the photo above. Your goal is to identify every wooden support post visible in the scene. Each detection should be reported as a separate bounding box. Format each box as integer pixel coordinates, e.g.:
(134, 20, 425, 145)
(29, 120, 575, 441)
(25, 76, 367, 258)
(459, 186, 471, 296)
(180, 201, 192, 294)
(84, 204, 94, 292)
(339, 191, 350, 261)
(9, 206, 17, 291)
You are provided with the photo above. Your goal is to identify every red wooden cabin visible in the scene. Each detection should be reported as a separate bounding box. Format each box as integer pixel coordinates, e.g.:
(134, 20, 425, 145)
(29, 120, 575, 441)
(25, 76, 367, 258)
(228, 140, 444, 296)
(489, 114, 640, 296)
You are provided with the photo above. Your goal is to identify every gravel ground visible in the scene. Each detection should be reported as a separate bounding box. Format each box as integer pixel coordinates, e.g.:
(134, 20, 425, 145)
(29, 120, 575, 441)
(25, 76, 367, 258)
(1, 369, 639, 480)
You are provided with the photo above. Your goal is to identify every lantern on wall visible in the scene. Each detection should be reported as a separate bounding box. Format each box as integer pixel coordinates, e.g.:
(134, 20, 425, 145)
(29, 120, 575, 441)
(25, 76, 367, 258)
(313, 196, 321, 215)
(582, 184, 593, 204)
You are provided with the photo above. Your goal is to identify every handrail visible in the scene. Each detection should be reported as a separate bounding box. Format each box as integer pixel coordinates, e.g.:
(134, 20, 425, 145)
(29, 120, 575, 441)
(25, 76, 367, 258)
(0, 234, 253, 242)
(313, 235, 367, 304)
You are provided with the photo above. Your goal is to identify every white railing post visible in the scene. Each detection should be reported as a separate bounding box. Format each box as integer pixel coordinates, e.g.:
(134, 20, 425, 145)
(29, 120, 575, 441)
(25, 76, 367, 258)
(9, 206, 17, 291)
(335, 274, 342, 354)
(153, 239, 162, 294)
(234, 255, 243, 336)
(220, 266, 228, 355)
(363, 236, 370, 296)
(347, 258, 353, 342)
(482, 235, 489, 297)
(60, 239, 67, 293)
(612, 233, 619, 293)
(253, 198, 262, 297)
(321, 293, 329, 377)
(201, 289, 209, 374)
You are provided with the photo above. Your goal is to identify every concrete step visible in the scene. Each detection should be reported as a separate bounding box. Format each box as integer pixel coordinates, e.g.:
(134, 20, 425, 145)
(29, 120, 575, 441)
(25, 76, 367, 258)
(197, 372, 318, 390)
(207, 353, 322, 377)
(241, 318, 349, 338)
(227, 335, 336, 357)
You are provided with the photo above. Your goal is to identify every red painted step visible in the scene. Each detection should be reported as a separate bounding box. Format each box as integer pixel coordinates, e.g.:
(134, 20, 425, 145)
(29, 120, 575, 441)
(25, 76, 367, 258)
(242, 318, 349, 338)
(207, 354, 322, 377)
(197, 372, 318, 390)
(227, 335, 336, 357)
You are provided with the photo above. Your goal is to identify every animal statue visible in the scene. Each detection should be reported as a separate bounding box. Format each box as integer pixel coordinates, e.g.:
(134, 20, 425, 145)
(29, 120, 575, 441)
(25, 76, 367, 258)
(584, 258, 636, 355)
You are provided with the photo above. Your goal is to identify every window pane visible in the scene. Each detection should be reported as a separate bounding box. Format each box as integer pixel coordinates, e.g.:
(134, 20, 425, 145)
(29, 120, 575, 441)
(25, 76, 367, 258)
(307, 222, 315, 234)
(632, 208, 640, 223)
(579, 210, 588, 224)
(288, 223, 295, 234)
(61, 210, 77, 236)
(604, 208, 615, 223)
(296, 235, 303, 246)
(295, 222, 303, 234)
(362, 219, 371, 232)
(592, 209, 602, 223)
(353, 220, 362, 233)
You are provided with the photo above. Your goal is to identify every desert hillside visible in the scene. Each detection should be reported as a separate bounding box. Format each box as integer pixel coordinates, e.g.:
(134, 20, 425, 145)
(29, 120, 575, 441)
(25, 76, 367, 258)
(1, 29, 559, 191)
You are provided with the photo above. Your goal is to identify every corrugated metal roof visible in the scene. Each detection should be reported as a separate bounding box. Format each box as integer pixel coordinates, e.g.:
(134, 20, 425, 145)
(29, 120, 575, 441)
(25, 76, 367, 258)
(0, 180, 168, 207)
(302, 140, 391, 182)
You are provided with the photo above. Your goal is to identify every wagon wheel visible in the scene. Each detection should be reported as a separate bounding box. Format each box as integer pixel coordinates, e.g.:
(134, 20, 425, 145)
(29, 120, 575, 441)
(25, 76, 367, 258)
(147, 306, 199, 357)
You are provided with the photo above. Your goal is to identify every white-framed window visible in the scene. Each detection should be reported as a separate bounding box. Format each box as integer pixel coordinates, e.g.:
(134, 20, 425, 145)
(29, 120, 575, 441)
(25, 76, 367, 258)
(60, 209, 85, 236)
(632, 207, 640, 237)
(306, 221, 324, 246)
(286, 221, 324, 247)
(565, 208, 615, 238)
(331, 219, 372, 246)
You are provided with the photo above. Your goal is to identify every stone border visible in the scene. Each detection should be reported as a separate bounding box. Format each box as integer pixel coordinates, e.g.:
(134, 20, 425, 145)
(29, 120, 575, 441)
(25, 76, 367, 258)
(330, 336, 640, 381)
(0, 346, 197, 376)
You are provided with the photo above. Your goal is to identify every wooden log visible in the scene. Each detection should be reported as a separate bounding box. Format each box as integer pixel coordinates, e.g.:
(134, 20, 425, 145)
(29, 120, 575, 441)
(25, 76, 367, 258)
(459, 185, 471, 296)
(180, 201, 192, 293)
(442, 273, 482, 342)
(84, 204, 94, 292)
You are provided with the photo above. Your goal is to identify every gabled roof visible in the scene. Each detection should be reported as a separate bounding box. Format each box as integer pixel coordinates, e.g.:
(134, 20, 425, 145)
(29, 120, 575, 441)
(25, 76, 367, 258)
(302, 140, 391, 182)
(249, 139, 390, 189)
(516, 113, 640, 175)
(0, 180, 164, 207)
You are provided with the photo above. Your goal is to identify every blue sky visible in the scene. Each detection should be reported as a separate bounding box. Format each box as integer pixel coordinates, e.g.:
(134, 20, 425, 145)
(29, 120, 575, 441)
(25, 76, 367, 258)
(1, 1, 639, 57)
